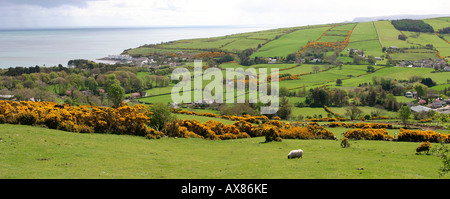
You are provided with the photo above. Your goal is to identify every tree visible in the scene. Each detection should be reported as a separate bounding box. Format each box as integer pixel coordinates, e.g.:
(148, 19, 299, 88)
(391, 19, 434, 33)
(345, 105, 363, 120)
(413, 83, 428, 99)
(383, 94, 400, 111)
(279, 86, 289, 97)
(367, 88, 377, 106)
(309, 87, 328, 107)
(336, 79, 342, 86)
(398, 34, 407, 41)
(85, 77, 98, 92)
(277, 96, 292, 120)
(432, 139, 450, 176)
(367, 56, 376, 65)
(398, 105, 411, 128)
(148, 102, 176, 131)
(367, 65, 375, 72)
(421, 77, 436, 87)
(50, 77, 69, 95)
(313, 65, 320, 73)
(286, 53, 297, 62)
(107, 82, 125, 108)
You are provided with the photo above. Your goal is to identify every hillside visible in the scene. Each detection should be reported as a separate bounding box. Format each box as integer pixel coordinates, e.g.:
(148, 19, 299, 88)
(1, 16, 450, 180)
(0, 124, 448, 179)
(125, 17, 450, 61)
(122, 17, 449, 111)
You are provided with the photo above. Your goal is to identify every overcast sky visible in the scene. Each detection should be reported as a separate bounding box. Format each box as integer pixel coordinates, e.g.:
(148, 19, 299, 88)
(0, 0, 448, 29)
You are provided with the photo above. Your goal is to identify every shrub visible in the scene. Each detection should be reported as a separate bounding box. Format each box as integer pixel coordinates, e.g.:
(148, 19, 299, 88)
(0, 115, 5, 123)
(14, 111, 38, 125)
(0, 100, 153, 136)
(145, 128, 165, 139)
(329, 122, 393, 129)
(44, 112, 61, 129)
(148, 102, 175, 131)
(344, 128, 391, 140)
(431, 139, 450, 176)
(278, 123, 335, 140)
(398, 129, 449, 143)
(398, 34, 407, 41)
(263, 125, 282, 142)
(416, 141, 432, 155)
(341, 137, 351, 148)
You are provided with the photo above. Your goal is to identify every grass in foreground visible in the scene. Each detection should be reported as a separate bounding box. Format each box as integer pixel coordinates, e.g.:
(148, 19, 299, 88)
(1, 124, 448, 179)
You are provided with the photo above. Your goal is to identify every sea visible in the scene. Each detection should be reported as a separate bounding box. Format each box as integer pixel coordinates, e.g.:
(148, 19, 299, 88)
(0, 26, 275, 69)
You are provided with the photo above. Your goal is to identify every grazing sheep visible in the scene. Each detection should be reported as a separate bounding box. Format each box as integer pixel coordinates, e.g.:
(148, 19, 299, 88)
(287, 149, 303, 159)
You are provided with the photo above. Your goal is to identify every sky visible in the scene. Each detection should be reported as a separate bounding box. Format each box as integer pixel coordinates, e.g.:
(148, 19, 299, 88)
(0, 0, 448, 29)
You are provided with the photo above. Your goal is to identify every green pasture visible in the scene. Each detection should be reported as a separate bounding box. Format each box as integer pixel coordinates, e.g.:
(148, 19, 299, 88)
(251, 26, 331, 58)
(403, 31, 450, 58)
(317, 35, 346, 42)
(389, 52, 439, 61)
(1, 124, 449, 179)
(423, 17, 450, 31)
(345, 22, 384, 58)
(374, 21, 418, 48)
(331, 23, 356, 31)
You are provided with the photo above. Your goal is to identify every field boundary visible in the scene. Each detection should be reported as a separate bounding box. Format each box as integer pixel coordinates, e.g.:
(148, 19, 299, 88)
(373, 21, 384, 48)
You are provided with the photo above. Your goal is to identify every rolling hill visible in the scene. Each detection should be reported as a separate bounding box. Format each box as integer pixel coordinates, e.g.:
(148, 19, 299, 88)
(126, 16, 449, 108)
(2, 17, 450, 180)
(125, 16, 450, 60)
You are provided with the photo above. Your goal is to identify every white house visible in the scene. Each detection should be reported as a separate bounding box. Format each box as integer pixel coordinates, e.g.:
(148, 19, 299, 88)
(410, 105, 432, 113)
(405, 92, 413, 98)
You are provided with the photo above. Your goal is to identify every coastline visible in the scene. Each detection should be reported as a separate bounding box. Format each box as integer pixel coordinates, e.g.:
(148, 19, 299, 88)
(93, 57, 121, 65)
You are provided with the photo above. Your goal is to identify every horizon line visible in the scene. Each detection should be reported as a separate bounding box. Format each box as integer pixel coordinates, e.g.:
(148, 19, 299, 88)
(0, 24, 292, 31)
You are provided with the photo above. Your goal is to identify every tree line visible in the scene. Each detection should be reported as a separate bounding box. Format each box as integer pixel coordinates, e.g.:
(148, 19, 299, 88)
(0, 60, 172, 106)
(391, 19, 434, 33)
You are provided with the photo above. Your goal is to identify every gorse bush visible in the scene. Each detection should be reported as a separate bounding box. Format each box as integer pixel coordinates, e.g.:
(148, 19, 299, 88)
(416, 141, 432, 155)
(14, 110, 38, 125)
(329, 122, 393, 129)
(344, 128, 392, 140)
(1, 100, 335, 141)
(398, 129, 450, 143)
(162, 118, 337, 141)
(164, 119, 250, 140)
(263, 125, 282, 142)
(0, 100, 160, 137)
(173, 109, 269, 124)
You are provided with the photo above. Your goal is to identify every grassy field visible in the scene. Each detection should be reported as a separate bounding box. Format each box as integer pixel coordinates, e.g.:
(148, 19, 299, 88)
(423, 17, 450, 31)
(137, 62, 440, 105)
(374, 21, 414, 48)
(126, 27, 301, 56)
(1, 124, 449, 179)
(403, 31, 450, 58)
(389, 52, 439, 61)
(337, 66, 434, 88)
(280, 64, 380, 90)
(345, 22, 384, 58)
(251, 26, 331, 58)
(3, 17, 450, 180)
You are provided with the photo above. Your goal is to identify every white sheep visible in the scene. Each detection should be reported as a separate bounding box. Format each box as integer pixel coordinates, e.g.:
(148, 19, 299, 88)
(287, 149, 303, 159)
